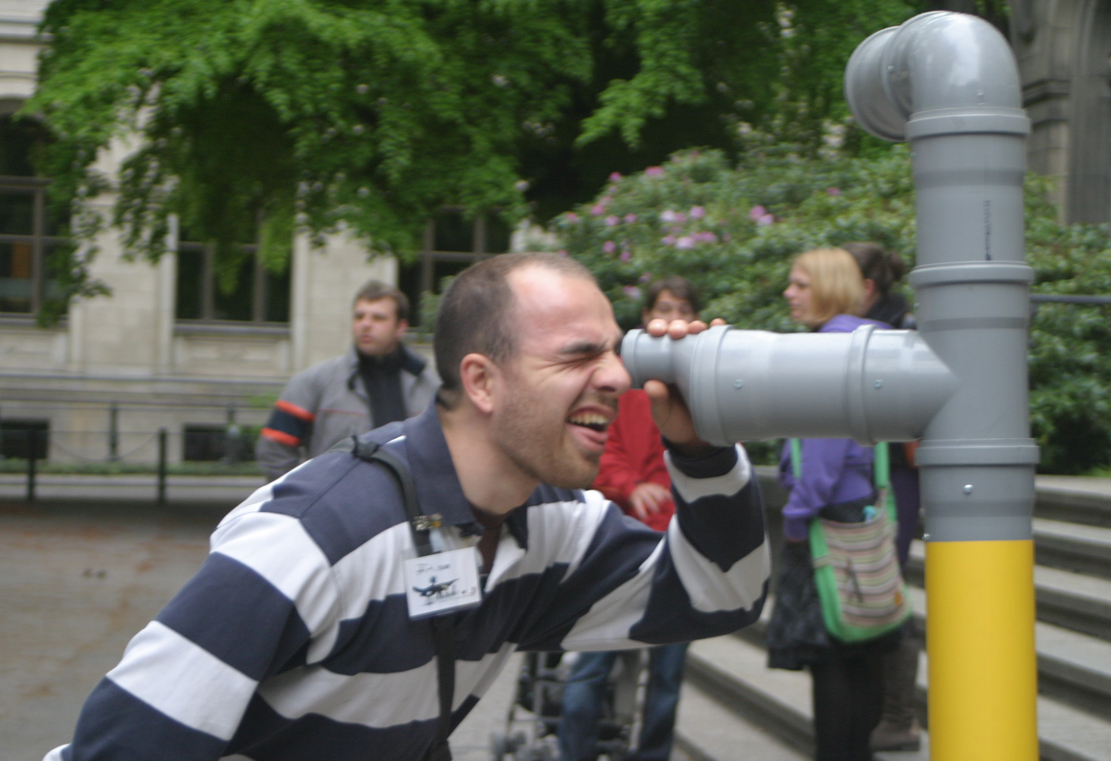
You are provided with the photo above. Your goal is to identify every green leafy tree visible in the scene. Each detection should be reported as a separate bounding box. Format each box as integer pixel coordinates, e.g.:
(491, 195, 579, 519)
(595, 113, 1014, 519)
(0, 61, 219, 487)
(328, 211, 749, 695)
(25, 0, 918, 314)
(558, 148, 1111, 473)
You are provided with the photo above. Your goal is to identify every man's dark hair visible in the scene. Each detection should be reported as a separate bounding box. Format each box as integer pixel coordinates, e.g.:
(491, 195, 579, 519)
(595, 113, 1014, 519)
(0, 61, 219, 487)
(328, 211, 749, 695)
(644, 275, 701, 314)
(353, 279, 410, 321)
(841, 242, 907, 296)
(434, 252, 595, 407)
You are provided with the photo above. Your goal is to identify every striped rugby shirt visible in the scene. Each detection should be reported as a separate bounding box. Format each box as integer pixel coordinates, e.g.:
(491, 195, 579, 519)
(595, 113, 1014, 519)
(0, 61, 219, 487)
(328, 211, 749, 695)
(47, 403, 769, 761)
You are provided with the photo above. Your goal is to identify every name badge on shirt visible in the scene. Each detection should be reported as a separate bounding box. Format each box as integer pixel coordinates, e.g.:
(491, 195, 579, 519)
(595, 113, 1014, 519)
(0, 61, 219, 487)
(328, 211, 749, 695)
(403, 547, 483, 619)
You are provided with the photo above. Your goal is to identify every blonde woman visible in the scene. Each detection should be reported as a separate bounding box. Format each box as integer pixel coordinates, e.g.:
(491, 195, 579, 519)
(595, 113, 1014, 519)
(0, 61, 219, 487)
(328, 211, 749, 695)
(765, 248, 900, 761)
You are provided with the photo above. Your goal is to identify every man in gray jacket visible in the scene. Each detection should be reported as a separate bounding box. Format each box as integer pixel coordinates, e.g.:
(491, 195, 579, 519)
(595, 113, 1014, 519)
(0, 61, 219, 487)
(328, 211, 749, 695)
(256, 279, 439, 479)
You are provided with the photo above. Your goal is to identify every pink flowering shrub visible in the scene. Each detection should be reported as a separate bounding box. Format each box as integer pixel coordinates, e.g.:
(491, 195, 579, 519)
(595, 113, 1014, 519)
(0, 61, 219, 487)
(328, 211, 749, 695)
(552, 147, 919, 332)
(552, 148, 1109, 474)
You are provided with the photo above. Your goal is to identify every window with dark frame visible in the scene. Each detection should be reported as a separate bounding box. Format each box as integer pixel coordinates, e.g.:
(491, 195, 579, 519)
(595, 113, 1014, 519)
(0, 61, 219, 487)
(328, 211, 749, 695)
(0, 116, 67, 318)
(175, 241, 291, 324)
(399, 208, 511, 328)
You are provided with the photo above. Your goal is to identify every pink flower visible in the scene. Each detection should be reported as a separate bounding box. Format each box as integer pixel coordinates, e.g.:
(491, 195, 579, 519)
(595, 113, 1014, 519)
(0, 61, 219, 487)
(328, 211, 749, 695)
(602, 240, 616, 254)
(748, 205, 767, 222)
(661, 234, 677, 246)
(660, 210, 678, 223)
(623, 286, 641, 300)
(690, 206, 705, 219)
(609, 172, 623, 182)
(624, 213, 638, 224)
(645, 166, 664, 176)
(565, 212, 579, 222)
(605, 215, 620, 227)
(695, 231, 718, 243)
(676, 236, 695, 250)
(756, 213, 774, 226)
(620, 250, 632, 262)
(591, 204, 606, 216)
(639, 273, 652, 283)
(826, 187, 842, 196)
(675, 212, 687, 223)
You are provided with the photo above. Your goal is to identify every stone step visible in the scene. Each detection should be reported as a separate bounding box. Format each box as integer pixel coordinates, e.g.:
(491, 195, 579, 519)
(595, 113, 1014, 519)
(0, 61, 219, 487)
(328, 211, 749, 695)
(674, 681, 808, 761)
(685, 631, 1111, 761)
(1035, 479, 1111, 528)
(1034, 519, 1111, 581)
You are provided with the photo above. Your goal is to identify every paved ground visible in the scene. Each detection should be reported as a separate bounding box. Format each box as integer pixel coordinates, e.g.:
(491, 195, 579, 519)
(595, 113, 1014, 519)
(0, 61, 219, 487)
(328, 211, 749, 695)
(0, 498, 799, 761)
(0, 501, 222, 761)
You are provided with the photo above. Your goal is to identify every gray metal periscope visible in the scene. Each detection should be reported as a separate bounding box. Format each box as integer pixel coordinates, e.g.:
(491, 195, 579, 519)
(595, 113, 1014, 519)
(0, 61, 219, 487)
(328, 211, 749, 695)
(622, 11, 1037, 542)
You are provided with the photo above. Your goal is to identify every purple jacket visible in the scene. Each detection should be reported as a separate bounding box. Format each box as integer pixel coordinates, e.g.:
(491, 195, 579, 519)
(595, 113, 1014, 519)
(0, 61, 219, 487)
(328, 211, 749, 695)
(778, 314, 889, 541)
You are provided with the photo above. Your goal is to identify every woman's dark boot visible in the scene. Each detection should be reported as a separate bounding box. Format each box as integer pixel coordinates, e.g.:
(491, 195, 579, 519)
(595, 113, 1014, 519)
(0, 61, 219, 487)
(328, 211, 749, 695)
(870, 635, 921, 751)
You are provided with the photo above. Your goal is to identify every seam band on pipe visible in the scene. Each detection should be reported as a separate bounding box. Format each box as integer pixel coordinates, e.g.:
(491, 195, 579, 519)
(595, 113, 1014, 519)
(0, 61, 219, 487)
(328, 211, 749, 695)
(915, 441, 1040, 466)
(906, 111, 1030, 139)
(909, 263, 1034, 288)
(918, 317, 1028, 331)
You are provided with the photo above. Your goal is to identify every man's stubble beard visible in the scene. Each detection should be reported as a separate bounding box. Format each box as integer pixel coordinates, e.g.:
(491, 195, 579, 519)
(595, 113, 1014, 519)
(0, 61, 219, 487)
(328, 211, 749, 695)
(494, 384, 603, 491)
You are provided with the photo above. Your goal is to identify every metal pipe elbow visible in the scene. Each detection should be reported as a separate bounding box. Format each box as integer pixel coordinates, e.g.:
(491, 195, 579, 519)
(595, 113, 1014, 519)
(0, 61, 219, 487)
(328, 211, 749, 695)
(844, 11, 1025, 141)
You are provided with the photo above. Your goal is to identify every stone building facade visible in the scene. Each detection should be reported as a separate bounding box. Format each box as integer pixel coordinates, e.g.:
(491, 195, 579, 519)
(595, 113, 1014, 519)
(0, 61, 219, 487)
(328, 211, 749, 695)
(1010, 0, 1111, 223)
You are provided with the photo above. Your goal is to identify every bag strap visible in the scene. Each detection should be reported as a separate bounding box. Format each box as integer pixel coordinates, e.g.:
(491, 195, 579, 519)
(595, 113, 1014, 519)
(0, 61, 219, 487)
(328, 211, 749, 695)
(789, 438, 803, 481)
(346, 436, 455, 761)
(873, 442, 897, 523)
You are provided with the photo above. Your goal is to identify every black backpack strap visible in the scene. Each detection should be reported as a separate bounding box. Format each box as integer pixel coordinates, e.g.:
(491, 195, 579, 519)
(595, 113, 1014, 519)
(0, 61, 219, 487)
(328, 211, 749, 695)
(346, 436, 455, 761)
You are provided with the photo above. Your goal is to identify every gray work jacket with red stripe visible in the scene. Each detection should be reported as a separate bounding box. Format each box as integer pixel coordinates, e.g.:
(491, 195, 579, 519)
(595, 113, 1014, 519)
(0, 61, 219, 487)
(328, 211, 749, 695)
(256, 344, 439, 479)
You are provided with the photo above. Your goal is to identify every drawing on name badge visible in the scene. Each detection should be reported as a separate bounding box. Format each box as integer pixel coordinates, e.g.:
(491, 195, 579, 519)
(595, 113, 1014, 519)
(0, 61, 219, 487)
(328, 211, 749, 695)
(413, 575, 458, 601)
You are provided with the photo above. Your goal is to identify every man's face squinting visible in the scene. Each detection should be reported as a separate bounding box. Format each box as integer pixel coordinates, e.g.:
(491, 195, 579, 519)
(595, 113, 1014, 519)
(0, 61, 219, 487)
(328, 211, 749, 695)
(352, 297, 407, 357)
(490, 268, 631, 489)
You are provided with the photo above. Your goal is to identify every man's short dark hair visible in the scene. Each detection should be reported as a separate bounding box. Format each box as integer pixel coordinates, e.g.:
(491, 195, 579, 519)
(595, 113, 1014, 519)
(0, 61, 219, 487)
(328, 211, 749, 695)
(353, 279, 410, 322)
(434, 253, 595, 406)
(644, 275, 701, 315)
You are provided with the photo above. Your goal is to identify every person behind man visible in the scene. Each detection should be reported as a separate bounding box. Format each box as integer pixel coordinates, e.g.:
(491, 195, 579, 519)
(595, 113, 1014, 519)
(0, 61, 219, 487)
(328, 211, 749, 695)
(842, 241, 922, 753)
(44, 253, 769, 761)
(255, 279, 438, 479)
(559, 276, 701, 761)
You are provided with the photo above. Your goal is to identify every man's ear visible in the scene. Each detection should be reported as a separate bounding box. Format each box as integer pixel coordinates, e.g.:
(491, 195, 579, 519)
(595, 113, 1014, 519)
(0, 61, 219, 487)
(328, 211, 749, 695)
(394, 318, 409, 339)
(458, 353, 499, 415)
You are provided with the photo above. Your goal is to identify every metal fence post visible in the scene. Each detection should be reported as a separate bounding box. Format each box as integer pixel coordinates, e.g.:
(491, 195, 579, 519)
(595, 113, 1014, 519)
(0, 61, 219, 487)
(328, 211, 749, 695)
(26, 428, 37, 502)
(109, 403, 119, 461)
(157, 428, 168, 505)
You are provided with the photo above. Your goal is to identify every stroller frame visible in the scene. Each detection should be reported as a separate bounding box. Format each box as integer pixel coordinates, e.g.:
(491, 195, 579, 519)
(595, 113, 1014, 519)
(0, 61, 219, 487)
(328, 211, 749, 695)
(490, 650, 644, 761)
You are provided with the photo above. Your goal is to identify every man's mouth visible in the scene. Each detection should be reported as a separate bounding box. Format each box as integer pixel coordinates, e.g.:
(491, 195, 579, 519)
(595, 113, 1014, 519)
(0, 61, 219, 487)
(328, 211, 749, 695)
(567, 412, 610, 433)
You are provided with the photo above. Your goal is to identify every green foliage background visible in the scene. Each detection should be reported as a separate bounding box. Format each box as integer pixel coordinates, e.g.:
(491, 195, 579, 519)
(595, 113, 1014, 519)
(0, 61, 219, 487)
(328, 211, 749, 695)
(555, 149, 1111, 474)
(23, 0, 918, 313)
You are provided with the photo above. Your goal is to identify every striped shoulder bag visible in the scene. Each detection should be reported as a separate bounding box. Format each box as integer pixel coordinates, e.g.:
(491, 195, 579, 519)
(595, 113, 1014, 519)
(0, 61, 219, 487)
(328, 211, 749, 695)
(790, 439, 912, 643)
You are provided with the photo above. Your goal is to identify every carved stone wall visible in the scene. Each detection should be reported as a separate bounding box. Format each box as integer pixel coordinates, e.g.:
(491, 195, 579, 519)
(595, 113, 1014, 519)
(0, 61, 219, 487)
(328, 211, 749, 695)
(1012, 0, 1111, 223)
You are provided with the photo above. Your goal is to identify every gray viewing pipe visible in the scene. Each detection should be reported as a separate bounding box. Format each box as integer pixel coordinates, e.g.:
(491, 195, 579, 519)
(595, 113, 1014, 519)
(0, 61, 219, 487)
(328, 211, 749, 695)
(622, 11, 1036, 543)
(622, 324, 956, 445)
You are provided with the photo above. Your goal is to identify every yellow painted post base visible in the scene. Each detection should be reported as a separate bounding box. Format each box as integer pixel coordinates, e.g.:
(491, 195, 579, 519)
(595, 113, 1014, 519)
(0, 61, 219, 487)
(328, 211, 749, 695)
(926, 539, 1037, 761)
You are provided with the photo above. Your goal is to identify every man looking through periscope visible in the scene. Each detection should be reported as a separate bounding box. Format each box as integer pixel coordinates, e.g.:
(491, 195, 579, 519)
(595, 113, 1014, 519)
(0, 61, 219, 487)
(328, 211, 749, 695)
(256, 279, 438, 480)
(44, 253, 769, 761)
(559, 276, 701, 761)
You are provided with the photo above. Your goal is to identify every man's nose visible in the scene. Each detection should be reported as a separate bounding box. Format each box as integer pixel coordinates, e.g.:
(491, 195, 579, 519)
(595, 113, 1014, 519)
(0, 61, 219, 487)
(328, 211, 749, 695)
(599, 352, 632, 395)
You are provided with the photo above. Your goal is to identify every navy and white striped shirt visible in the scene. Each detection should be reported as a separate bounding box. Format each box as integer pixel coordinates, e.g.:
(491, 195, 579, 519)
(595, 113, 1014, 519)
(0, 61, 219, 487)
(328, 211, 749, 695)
(47, 403, 769, 761)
